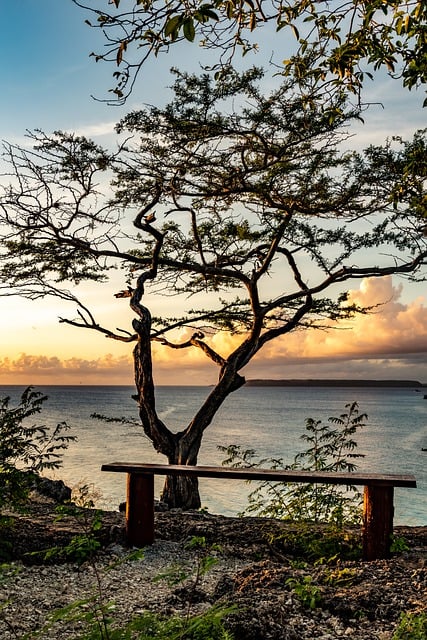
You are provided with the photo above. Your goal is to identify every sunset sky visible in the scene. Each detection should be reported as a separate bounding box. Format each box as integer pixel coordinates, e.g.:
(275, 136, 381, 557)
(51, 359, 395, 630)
(1, 1, 426, 386)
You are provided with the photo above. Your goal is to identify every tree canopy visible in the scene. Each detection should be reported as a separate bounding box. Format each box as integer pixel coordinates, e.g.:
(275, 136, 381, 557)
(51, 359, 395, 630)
(75, 0, 427, 104)
(1, 69, 426, 506)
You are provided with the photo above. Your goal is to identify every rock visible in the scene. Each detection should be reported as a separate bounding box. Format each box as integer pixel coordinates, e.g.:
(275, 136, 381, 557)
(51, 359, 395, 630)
(33, 477, 72, 503)
(154, 499, 169, 512)
(119, 499, 169, 513)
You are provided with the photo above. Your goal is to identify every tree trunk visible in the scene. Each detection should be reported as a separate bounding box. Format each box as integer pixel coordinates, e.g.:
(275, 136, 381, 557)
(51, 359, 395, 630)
(161, 474, 201, 509)
(133, 313, 246, 508)
(133, 333, 203, 508)
(158, 369, 246, 508)
(160, 435, 203, 509)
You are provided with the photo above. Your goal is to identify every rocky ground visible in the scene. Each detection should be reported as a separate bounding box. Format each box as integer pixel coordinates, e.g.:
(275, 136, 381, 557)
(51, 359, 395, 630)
(0, 495, 426, 640)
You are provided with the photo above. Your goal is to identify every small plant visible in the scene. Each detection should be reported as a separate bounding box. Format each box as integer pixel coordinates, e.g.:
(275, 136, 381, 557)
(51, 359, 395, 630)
(220, 401, 366, 528)
(37, 484, 104, 565)
(390, 535, 410, 554)
(71, 605, 236, 640)
(267, 522, 361, 562)
(151, 535, 236, 639)
(323, 566, 357, 588)
(185, 536, 222, 593)
(286, 576, 322, 610)
(289, 559, 308, 570)
(33, 594, 235, 640)
(155, 534, 223, 616)
(42, 525, 102, 566)
(392, 612, 427, 640)
(22, 533, 232, 640)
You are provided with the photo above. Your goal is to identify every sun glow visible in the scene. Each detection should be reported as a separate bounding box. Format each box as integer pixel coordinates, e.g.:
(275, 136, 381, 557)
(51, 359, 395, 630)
(1, 276, 426, 385)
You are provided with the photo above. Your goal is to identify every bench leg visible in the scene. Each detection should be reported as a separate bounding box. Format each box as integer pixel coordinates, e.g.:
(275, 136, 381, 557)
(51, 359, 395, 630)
(362, 485, 394, 560)
(126, 473, 154, 547)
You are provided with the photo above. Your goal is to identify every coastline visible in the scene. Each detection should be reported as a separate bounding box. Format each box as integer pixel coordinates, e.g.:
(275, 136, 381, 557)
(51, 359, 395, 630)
(245, 378, 427, 388)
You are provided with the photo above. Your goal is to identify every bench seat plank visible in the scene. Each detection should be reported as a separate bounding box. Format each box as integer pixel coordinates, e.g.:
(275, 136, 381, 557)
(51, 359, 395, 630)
(101, 462, 417, 488)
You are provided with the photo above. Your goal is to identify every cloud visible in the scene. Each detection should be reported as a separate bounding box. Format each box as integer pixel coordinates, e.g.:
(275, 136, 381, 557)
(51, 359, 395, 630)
(257, 276, 427, 363)
(149, 276, 427, 382)
(1, 277, 426, 385)
(331, 277, 427, 356)
(0, 353, 134, 385)
(73, 122, 118, 138)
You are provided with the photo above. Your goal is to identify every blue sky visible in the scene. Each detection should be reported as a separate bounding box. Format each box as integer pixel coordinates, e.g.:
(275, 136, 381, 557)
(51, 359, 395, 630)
(3, 2, 96, 131)
(1, 0, 212, 141)
(0, 1, 426, 385)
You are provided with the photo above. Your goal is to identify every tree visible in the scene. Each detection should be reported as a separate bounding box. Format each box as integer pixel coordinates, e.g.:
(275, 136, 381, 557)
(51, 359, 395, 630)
(0, 69, 426, 507)
(74, 0, 427, 104)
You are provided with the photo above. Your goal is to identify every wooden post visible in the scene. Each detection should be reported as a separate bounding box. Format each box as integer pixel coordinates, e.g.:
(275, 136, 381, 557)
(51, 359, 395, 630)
(126, 473, 155, 547)
(362, 484, 394, 560)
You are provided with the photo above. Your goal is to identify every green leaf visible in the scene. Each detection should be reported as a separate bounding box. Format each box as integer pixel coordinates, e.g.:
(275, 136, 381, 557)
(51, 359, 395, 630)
(164, 15, 182, 39)
(198, 5, 220, 21)
(183, 18, 196, 42)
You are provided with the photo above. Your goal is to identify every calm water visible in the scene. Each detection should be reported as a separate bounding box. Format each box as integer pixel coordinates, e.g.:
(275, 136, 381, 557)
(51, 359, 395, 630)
(2, 385, 426, 525)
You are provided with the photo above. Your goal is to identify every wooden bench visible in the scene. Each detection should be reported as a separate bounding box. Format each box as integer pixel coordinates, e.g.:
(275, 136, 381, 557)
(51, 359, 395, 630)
(101, 462, 417, 561)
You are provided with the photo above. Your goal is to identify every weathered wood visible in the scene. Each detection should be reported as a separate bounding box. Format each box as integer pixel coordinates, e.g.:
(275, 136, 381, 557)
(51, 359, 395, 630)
(101, 462, 417, 560)
(362, 484, 394, 561)
(126, 473, 155, 546)
(102, 462, 417, 488)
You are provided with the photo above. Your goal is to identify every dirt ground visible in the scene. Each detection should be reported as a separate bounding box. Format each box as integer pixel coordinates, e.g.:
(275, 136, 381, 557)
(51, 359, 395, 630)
(1, 499, 426, 639)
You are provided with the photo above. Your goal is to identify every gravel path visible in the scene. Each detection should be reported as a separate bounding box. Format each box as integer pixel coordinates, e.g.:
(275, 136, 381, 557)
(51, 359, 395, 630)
(0, 500, 426, 639)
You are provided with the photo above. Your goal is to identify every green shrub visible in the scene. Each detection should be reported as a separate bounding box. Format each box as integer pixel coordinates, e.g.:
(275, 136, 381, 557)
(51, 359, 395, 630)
(390, 535, 410, 554)
(127, 606, 235, 640)
(270, 522, 361, 561)
(41, 605, 236, 640)
(286, 576, 322, 610)
(322, 566, 357, 588)
(33, 484, 104, 565)
(220, 401, 366, 527)
(392, 612, 427, 640)
(0, 386, 75, 511)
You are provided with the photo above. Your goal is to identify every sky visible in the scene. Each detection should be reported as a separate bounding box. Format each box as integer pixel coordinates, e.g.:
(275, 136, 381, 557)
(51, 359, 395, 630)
(0, 0, 426, 386)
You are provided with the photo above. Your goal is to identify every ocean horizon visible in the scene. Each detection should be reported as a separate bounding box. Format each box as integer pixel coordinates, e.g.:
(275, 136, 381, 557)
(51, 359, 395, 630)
(3, 378, 426, 387)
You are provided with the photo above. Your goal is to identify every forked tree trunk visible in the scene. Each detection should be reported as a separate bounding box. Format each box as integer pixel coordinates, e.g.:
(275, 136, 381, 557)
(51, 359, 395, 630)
(133, 320, 246, 509)
(157, 369, 246, 508)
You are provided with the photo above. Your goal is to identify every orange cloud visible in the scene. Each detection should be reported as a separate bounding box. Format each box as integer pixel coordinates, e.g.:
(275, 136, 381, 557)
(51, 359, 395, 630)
(0, 353, 134, 385)
(343, 278, 427, 355)
(257, 276, 427, 362)
(1, 277, 426, 385)
(143, 277, 427, 382)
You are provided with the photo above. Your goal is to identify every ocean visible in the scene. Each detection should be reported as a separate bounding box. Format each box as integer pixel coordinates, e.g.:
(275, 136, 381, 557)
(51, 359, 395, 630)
(1, 384, 426, 525)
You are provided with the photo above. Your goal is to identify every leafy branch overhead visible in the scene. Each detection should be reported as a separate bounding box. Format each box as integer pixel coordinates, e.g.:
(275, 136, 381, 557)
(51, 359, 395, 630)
(75, 0, 427, 103)
(0, 69, 425, 507)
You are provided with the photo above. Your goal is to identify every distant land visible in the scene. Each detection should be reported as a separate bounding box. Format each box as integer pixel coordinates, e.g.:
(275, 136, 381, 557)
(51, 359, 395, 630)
(246, 379, 427, 388)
